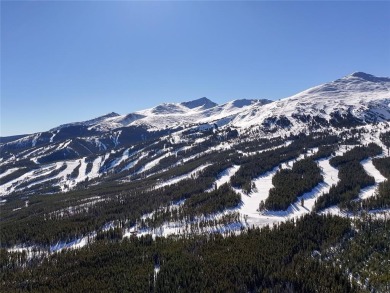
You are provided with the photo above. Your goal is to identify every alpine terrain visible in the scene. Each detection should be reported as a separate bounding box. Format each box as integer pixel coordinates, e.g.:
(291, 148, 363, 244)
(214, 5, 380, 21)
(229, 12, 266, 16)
(1, 72, 390, 292)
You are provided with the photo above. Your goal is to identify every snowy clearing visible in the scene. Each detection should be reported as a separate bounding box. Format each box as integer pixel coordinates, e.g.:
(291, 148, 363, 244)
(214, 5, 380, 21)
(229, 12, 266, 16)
(206, 165, 240, 192)
(359, 158, 387, 199)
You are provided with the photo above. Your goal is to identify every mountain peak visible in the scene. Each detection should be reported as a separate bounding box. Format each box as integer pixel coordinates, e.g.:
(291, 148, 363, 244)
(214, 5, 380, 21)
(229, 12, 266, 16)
(350, 72, 372, 78)
(347, 72, 390, 82)
(181, 97, 218, 109)
(51, 112, 121, 131)
(84, 112, 121, 122)
(105, 112, 121, 118)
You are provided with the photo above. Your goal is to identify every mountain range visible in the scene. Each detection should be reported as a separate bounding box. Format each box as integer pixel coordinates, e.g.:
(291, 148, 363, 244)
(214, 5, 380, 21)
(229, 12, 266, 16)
(2, 72, 390, 292)
(1, 72, 389, 196)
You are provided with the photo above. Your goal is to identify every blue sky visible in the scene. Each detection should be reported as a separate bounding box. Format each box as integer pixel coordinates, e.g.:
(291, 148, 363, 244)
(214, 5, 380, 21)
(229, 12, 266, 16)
(2, 1, 389, 136)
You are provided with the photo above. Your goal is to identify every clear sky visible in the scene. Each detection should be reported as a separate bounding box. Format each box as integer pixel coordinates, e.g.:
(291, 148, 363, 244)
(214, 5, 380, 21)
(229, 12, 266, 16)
(1, 1, 389, 136)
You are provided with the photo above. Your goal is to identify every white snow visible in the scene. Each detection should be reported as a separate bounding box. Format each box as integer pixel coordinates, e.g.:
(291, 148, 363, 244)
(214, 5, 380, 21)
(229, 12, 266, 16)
(0, 168, 19, 180)
(49, 131, 58, 143)
(31, 134, 40, 147)
(0, 155, 106, 195)
(232, 73, 390, 131)
(137, 151, 171, 173)
(211, 165, 240, 190)
(235, 167, 280, 227)
(56, 139, 72, 150)
(359, 158, 387, 199)
(83, 98, 269, 132)
(90, 156, 104, 176)
(105, 148, 138, 171)
(0, 163, 60, 195)
(50, 236, 90, 253)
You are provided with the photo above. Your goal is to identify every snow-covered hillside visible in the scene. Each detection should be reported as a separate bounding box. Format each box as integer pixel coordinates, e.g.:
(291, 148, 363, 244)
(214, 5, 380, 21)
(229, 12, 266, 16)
(232, 72, 390, 131)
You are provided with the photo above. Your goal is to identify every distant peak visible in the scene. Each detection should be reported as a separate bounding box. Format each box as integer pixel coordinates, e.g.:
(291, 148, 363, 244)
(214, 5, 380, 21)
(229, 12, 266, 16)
(50, 112, 121, 131)
(347, 72, 390, 82)
(181, 97, 218, 109)
(350, 72, 375, 79)
(102, 112, 121, 118)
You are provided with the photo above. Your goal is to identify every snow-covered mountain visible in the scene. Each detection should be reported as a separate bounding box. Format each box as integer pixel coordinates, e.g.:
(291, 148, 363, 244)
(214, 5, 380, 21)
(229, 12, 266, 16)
(1, 72, 389, 197)
(29, 71, 390, 137)
(232, 72, 390, 132)
(80, 72, 390, 133)
(81, 97, 271, 132)
(0, 97, 271, 153)
(3, 72, 389, 148)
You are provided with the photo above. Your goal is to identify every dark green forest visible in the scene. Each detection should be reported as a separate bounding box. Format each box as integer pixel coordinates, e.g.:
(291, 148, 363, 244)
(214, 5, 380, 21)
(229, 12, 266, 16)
(0, 214, 359, 292)
(2, 214, 389, 292)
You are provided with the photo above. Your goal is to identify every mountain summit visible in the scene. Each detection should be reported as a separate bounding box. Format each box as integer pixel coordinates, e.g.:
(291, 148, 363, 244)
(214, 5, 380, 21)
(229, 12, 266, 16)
(348, 72, 390, 83)
(181, 97, 218, 109)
